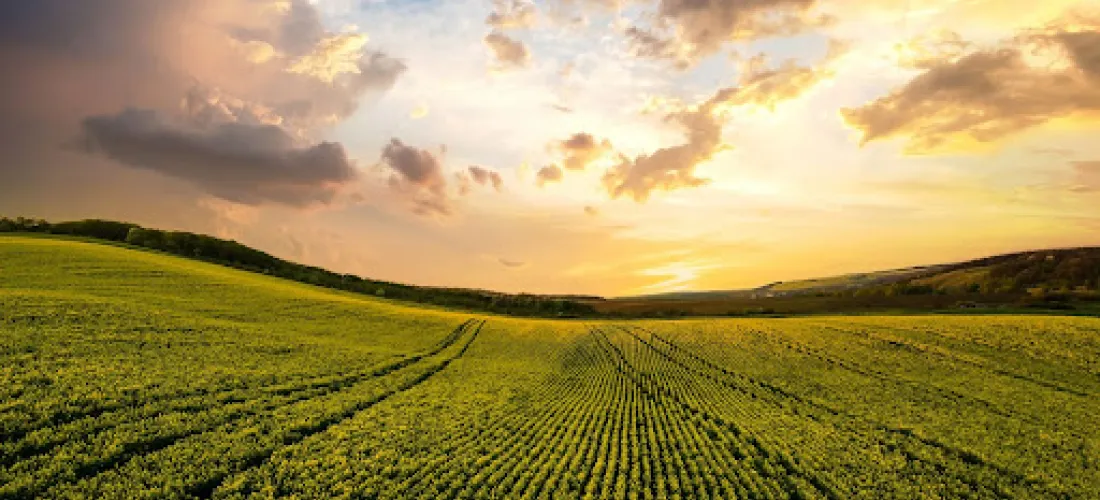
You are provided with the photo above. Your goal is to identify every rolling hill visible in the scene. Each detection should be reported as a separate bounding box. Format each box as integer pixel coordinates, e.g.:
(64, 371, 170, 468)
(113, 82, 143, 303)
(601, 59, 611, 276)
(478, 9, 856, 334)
(3, 216, 1099, 318)
(595, 247, 1100, 316)
(0, 216, 598, 318)
(1, 234, 1098, 497)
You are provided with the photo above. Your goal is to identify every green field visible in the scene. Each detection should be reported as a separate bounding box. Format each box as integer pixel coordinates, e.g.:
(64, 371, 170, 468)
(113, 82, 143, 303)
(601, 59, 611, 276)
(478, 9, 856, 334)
(2, 235, 1098, 498)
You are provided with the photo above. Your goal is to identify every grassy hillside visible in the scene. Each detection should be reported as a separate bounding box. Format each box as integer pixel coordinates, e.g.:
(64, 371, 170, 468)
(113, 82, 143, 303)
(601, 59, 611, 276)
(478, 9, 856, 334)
(0, 217, 598, 318)
(0, 235, 472, 412)
(596, 248, 1100, 316)
(766, 266, 940, 293)
(7, 217, 1099, 318)
(1, 235, 1098, 497)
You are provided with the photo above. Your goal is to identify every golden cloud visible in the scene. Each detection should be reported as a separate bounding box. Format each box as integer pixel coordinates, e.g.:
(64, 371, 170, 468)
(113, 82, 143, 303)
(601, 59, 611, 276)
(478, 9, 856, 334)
(287, 33, 370, 83)
(555, 133, 615, 171)
(842, 15, 1100, 155)
(536, 164, 564, 186)
(484, 30, 531, 69)
(602, 40, 842, 201)
(624, 0, 831, 68)
(487, 0, 538, 29)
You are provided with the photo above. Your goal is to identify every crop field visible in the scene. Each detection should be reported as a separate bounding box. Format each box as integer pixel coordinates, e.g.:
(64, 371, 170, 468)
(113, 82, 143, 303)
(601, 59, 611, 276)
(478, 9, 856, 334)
(2, 235, 1099, 499)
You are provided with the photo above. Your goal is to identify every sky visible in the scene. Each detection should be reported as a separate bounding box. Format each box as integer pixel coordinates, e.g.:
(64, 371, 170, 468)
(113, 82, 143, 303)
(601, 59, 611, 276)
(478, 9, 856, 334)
(0, 0, 1098, 297)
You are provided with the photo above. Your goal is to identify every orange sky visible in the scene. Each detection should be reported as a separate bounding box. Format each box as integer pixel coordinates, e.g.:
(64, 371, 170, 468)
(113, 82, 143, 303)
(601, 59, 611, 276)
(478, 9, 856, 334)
(1, 0, 1098, 296)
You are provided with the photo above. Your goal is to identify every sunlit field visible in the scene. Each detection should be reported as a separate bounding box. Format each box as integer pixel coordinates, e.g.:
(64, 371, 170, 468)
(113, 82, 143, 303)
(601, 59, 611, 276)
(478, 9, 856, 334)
(2, 236, 1098, 498)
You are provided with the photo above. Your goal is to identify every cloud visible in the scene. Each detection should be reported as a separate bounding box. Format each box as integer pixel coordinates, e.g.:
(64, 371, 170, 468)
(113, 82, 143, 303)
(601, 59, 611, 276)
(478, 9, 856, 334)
(624, 26, 693, 70)
(286, 32, 370, 83)
(536, 164, 565, 186)
(484, 30, 531, 68)
(274, 50, 407, 130)
(468, 165, 505, 191)
(380, 138, 452, 216)
(498, 257, 528, 268)
(232, 39, 279, 64)
(529, 132, 616, 186)
(456, 165, 505, 195)
(81, 108, 357, 207)
(603, 43, 841, 201)
(602, 110, 722, 202)
(180, 85, 285, 128)
(842, 17, 1100, 154)
(555, 133, 615, 171)
(0, 0, 405, 209)
(487, 0, 538, 29)
(720, 42, 846, 110)
(623, 0, 829, 68)
(892, 30, 975, 70)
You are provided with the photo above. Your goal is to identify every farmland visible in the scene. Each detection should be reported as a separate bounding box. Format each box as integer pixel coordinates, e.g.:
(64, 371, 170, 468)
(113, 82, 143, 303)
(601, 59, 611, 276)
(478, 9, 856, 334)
(2, 235, 1099, 498)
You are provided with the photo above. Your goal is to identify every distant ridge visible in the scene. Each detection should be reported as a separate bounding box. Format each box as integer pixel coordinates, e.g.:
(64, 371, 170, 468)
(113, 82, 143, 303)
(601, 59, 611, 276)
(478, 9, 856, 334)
(0, 216, 599, 318)
(632, 248, 1100, 301)
(594, 246, 1100, 316)
(3, 216, 1097, 318)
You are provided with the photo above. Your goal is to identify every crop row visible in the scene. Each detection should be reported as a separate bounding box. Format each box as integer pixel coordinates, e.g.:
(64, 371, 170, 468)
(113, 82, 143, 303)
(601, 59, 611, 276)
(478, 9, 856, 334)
(598, 325, 1060, 498)
(0, 319, 483, 498)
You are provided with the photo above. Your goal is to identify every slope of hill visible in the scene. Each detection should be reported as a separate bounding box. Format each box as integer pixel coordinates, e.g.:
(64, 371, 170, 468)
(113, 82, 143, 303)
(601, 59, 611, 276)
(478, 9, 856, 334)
(630, 266, 943, 302)
(5, 216, 1099, 318)
(1, 235, 1098, 497)
(596, 248, 1100, 316)
(0, 216, 598, 318)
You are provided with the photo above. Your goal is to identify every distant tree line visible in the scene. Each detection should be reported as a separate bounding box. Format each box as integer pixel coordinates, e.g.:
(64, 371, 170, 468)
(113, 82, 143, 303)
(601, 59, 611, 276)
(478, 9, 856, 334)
(0, 216, 599, 318)
(828, 250, 1100, 300)
(5, 216, 1097, 318)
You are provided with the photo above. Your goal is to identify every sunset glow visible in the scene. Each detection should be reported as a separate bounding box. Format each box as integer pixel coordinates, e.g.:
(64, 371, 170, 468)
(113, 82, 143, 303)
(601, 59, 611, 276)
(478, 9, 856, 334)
(2, 0, 1098, 296)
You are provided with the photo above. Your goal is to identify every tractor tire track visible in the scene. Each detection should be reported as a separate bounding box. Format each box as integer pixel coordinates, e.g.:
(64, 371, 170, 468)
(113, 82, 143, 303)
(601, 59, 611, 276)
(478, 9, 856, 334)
(1, 320, 481, 500)
(196, 319, 485, 498)
(0, 318, 476, 448)
(589, 326, 844, 500)
(621, 325, 1059, 498)
(814, 321, 1093, 398)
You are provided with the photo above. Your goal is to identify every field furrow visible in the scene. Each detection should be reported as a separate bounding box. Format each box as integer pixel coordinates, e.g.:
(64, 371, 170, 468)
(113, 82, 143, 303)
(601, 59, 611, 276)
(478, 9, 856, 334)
(2, 237, 1098, 498)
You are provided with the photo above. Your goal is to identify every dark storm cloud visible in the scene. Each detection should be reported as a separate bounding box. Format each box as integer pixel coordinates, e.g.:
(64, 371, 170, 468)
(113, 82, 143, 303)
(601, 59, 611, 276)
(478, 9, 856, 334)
(0, 0, 404, 210)
(81, 108, 356, 207)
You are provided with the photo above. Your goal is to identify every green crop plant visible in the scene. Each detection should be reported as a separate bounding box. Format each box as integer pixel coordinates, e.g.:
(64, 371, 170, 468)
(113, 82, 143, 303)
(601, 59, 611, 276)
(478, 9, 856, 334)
(2, 235, 1098, 498)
